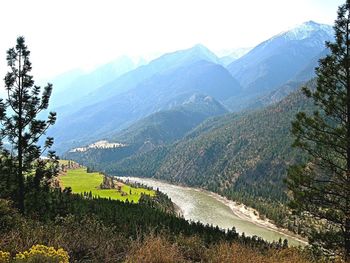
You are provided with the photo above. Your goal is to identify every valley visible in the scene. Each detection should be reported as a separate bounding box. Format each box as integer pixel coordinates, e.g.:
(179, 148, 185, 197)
(121, 176, 307, 247)
(61, 21, 331, 247)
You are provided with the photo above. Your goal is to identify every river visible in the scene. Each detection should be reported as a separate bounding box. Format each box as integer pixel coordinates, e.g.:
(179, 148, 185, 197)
(119, 177, 306, 247)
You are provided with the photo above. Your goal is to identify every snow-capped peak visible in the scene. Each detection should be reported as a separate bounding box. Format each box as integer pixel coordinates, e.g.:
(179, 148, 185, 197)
(279, 21, 333, 41)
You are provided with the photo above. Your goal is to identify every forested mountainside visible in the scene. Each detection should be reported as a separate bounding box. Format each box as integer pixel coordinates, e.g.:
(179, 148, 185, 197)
(110, 82, 314, 197)
(68, 80, 316, 224)
(65, 94, 228, 166)
(109, 94, 228, 145)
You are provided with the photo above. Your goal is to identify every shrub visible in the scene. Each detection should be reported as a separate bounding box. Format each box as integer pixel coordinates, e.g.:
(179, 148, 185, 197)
(0, 251, 10, 263)
(176, 234, 206, 262)
(14, 244, 69, 263)
(0, 215, 128, 262)
(0, 199, 20, 234)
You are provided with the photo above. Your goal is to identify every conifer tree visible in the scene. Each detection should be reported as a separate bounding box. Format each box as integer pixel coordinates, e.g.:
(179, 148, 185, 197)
(0, 36, 57, 213)
(287, 1, 350, 260)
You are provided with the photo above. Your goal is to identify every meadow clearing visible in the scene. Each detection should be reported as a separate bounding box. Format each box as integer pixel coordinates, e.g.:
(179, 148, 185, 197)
(59, 167, 155, 203)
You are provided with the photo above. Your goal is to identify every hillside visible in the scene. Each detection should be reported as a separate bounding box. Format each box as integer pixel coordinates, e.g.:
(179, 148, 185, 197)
(153, 90, 313, 201)
(111, 94, 228, 144)
(64, 94, 228, 165)
(245, 81, 306, 110)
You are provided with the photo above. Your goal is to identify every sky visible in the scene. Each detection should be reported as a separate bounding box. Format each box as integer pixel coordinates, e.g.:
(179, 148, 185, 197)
(0, 0, 345, 82)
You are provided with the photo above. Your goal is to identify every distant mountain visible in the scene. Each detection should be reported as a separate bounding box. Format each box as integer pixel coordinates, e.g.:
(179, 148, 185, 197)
(64, 94, 228, 164)
(49, 56, 144, 109)
(50, 45, 241, 152)
(219, 47, 252, 66)
(243, 47, 330, 111)
(245, 81, 305, 110)
(58, 44, 222, 115)
(292, 48, 330, 82)
(45, 69, 84, 94)
(225, 21, 333, 110)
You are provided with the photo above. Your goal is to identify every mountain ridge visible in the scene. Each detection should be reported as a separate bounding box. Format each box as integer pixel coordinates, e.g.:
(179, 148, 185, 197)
(225, 21, 332, 111)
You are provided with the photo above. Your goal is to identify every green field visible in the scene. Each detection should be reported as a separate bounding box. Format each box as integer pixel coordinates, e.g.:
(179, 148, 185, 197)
(59, 168, 155, 203)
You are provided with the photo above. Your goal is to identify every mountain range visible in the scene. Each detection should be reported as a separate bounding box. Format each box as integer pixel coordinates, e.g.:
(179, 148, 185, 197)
(48, 21, 333, 154)
(49, 45, 241, 152)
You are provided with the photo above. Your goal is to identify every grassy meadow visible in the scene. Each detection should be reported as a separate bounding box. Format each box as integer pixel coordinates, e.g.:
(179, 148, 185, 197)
(59, 168, 155, 203)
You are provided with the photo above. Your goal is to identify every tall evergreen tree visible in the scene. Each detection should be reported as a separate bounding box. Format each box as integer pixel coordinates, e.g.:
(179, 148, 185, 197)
(0, 36, 57, 213)
(286, 1, 350, 260)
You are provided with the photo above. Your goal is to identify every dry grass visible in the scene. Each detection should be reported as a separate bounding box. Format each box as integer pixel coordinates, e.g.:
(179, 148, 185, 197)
(125, 235, 185, 263)
(0, 200, 334, 263)
(0, 215, 128, 263)
(125, 234, 315, 263)
(205, 242, 312, 263)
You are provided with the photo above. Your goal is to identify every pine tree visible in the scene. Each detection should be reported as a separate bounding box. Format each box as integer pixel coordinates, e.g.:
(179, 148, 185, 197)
(0, 36, 57, 213)
(286, 1, 350, 260)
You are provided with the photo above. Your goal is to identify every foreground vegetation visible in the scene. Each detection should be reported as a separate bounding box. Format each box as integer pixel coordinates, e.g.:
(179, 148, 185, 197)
(59, 167, 155, 203)
(0, 197, 327, 263)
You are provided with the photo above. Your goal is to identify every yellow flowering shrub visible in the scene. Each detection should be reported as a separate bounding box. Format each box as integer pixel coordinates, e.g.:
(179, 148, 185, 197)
(14, 244, 69, 263)
(0, 251, 10, 263)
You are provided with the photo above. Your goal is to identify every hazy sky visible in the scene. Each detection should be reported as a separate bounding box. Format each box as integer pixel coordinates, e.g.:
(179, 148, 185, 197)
(0, 0, 344, 81)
